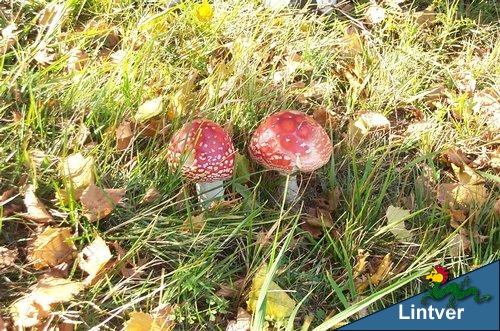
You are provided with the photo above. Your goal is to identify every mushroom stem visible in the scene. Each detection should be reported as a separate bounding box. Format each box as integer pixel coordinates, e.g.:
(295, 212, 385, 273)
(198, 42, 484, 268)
(284, 174, 299, 203)
(195, 180, 224, 207)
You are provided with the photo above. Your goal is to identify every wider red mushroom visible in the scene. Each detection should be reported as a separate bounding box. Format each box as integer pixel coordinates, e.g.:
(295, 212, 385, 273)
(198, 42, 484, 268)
(249, 110, 333, 202)
(167, 119, 235, 206)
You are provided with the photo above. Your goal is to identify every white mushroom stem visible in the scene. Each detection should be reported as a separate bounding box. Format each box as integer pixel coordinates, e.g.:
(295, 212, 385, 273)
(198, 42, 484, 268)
(284, 174, 299, 203)
(195, 180, 224, 207)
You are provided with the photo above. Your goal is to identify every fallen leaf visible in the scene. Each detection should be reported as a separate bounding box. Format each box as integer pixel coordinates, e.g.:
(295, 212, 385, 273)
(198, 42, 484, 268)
(21, 185, 53, 223)
(473, 89, 500, 131)
(139, 186, 161, 204)
(116, 121, 133, 151)
(60, 153, 95, 199)
(353, 249, 370, 279)
(80, 184, 125, 222)
(226, 307, 251, 331)
(449, 209, 467, 229)
(167, 72, 198, 119)
(494, 199, 500, 216)
(437, 183, 489, 210)
(348, 112, 390, 144)
(448, 230, 471, 257)
(488, 148, 500, 170)
(28, 227, 76, 269)
(1, 23, 17, 48)
(78, 235, 113, 285)
(181, 213, 205, 233)
(343, 25, 363, 56)
(10, 276, 83, 328)
(123, 311, 175, 331)
(440, 149, 471, 168)
(385, 205, 413, 242)
(0, 315, 7, 330)
(451, 163, 484, 185)
(370, 253, 392, 285)
(34, 42, 56, 65)
(134, 97, 164, 123)
(365, 5, 386, 24)
(0, 247, 18, 269)
(414, 7, 436, 27)
(247, 266, 296, 320)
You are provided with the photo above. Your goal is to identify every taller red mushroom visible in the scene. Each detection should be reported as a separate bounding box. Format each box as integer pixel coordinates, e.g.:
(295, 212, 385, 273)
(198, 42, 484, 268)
(167, 119, 235, 207)
(249, 110, 333, 202)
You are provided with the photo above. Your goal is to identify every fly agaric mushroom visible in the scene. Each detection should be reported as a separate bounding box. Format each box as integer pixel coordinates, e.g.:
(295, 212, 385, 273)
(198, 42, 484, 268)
(249, 110, 333, 202)
(167, 119, 235, 206)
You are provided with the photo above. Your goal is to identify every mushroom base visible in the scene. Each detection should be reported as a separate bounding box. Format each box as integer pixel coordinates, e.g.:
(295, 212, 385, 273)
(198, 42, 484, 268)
(195, 181, 225, 208)
(284, 174, 299, 203)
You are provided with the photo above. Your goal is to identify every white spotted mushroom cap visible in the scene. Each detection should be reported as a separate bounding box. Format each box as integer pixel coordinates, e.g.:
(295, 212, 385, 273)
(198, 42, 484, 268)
(249, 110, 333, 174)
(167, 119, 235, 182)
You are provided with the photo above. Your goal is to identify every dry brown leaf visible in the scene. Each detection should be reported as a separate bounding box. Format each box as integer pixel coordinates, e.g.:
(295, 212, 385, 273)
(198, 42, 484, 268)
(449, 209, 467, 229)
(60, 153, 95, 200)
(28, 227, 76, 269)
(448, 230, 471, 257)
(451, 163, 484, 185)
(343, 25, 363, 56)
(370, 253, 392, 285)
(365, 5, 386, 24)
(348, 112, 390, 145)
(473, 89, 500, 131)
(414, 7, 436, 27)
(385, 205, 413, 242)
(437, 183, 489, 210)
(489, 148, 500, 170)
(181, 213, 205, 233)
(78, 235, 113, 285)
(22, 184, 53, 223)
(0, 247, 18, 269)
(440, 149, 471, 168)
(38, 3, 67, 27)
(10, 276, 83, 328)
(225, 308, 251, 331)
(116, 121, 133, 151)
(80, 184, 125, 222)
(494, 199, 500, 217)
(0, 315, 8, 331)
(139, 186, 161, 204)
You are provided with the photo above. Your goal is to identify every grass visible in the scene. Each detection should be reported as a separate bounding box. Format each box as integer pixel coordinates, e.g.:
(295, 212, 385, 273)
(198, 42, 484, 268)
(1, 0, 499, 329)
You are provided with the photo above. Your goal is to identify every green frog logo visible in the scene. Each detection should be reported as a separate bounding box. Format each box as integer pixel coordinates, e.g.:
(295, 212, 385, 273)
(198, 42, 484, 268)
(421, 265, 491, 308)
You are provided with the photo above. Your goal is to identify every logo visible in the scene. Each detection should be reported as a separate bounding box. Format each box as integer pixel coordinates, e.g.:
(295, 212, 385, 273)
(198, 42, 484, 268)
(421, 265, 491, 308)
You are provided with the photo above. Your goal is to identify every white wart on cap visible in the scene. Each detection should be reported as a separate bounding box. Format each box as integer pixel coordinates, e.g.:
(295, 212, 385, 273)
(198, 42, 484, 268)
(249, 110, 332, 173)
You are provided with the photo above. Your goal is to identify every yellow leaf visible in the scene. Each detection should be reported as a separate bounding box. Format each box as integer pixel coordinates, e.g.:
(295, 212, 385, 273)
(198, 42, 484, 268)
(247, 266, 296, 320)
(78, 235, 113, 285)
(10, 276, 83, 328)
(451, 164, 484, 185)
(195, 0, 214, 23)
(385, 205, 413, 242)
(124, 311, 174, 331)
(134, 97, 163, 123)
(22, 184, 53, 223)
(60, 153, 95, 200)
(437, 183, 489, 210)
(80, 184, 125, 222)
(370, 253, 392, 285)
(28, 227, 76, 269)
(181, 213, 206, 233)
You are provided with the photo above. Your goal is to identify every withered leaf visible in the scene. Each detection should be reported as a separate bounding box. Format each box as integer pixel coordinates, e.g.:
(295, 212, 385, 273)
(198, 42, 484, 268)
(123, 310, 175, 331)
(139, 186, 161, 205)
(385, 205, 413, 242)
(365, 5, 386, 24)
(134, 97, 164, 123)
(80, 184, 125, 222)
(225, 308, 251, 331)
(10, 276, 83, 328)
(22, 185, 53, 223)
(78, 235, 113, 285)
(116, 121, 133, 151)
(437, 183, 489, 210)
(0, 247, 18, 269)
(28, 227, 76, 269)
(181, 213, 205, 233)
(60, 153, 95, 200)
(370, 253, 392, 286)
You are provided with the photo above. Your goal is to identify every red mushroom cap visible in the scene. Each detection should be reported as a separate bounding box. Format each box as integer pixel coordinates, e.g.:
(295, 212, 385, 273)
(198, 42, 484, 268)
(167, 119, 235, 182)
(249, 110, 332, 173)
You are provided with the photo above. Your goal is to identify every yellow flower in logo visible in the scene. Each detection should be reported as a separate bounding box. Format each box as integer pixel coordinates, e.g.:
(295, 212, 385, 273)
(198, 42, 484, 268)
(195, 0, 213, 22)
